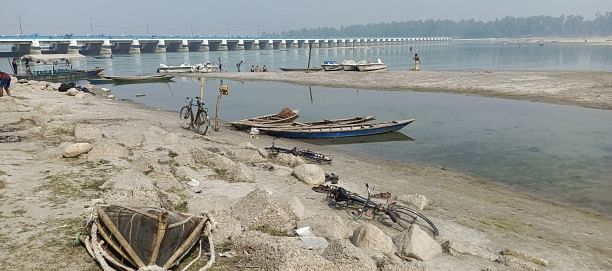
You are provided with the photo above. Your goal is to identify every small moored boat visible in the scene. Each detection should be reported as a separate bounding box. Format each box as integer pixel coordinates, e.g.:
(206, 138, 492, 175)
(157, 63, 195, 73)
(104, 74, 174, 84)
(15, 54, 104, 81)
(259, 119, 415, 139)
(230, 108, 299, 130)
(341, 60, 358, 71)
(321, 60, 342, 71)
(356, 58, 387, 72)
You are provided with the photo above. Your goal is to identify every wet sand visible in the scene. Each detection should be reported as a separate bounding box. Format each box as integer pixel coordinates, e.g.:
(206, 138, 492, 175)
(203, 71, 612, 110)
(0, 79, 611, 270)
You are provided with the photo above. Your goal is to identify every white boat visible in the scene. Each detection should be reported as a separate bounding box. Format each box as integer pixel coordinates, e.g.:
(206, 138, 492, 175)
(192, 63, 218, 73)
(321, 60, 342, 71)
(356, 58, 387, 72)
(341, 60, 358, 71)
(157, 63, 195, 73)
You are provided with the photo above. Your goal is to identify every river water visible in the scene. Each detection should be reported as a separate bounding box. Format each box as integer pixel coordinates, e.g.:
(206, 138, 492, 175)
(5, 40, 611, 215)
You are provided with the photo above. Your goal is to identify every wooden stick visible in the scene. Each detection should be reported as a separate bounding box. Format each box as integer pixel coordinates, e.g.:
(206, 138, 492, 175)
(148, 210, 169, 265)
(98, 207, 146, 268)
(96, 221, 135, 266)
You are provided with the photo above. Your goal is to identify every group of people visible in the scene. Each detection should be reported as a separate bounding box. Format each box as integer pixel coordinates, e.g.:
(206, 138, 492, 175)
(235, 60, 268, 72)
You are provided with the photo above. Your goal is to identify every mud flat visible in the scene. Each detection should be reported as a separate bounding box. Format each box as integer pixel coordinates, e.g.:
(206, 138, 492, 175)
(204, 71, 612, 110)
(0, 79, 611, 270)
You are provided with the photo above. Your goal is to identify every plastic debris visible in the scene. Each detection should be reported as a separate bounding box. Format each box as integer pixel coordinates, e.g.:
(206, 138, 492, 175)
(296, 226, 328, 249)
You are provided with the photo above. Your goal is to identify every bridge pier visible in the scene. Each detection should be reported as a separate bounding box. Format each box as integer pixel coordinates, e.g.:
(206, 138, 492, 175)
(177, 40, 189, 52)
(236, 40, 245, 50)
(67, 39, 79, 54)
(129, 40, 141, 54)
(279, 41, 287, 49)
(29, 40, 42, 55)
(218, 40, 228, 51)
(155, 40, 167, 53)
(100, 40, 112, 55)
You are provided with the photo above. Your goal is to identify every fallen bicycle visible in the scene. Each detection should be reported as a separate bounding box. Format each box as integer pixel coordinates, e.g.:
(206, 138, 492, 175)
(313, 184, 439, 236)
(265, 139, 332, 164)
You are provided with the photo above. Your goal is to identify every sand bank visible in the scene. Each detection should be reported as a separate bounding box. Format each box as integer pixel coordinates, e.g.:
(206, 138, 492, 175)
(0, 80, 610, 270)
(204, 71, 612, 110)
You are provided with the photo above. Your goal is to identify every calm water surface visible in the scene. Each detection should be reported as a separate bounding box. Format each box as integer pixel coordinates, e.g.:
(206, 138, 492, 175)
(5, 41, 610, 214)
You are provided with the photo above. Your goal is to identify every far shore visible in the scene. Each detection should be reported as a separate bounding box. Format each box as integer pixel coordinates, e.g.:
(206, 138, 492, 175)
(202, 70, 612, 110)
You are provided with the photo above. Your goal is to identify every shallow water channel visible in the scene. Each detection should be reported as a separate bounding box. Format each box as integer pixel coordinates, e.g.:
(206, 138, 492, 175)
(104, 79, 612, 216)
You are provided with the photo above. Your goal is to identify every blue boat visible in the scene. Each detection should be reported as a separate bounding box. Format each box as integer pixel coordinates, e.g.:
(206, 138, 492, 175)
(258, 119, 415, 139)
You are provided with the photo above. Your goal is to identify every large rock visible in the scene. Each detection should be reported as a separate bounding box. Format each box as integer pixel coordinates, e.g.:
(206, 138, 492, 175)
(74, 124, 103, 142)
(350, 223, 395, 255)
(66, 88, 79, 96)
(292, 164, 325, 185)
(230, 188, 297, 234)
(393, 224, 441, 261)
(62, 143, 93, 158)
(397, 194, 428, 210)
(74, 92, 87, 99)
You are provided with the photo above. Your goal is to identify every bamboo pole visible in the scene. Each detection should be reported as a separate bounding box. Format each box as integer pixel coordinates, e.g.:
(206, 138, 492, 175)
(148, 211, 169, 265)
(162, 218, 206, 269)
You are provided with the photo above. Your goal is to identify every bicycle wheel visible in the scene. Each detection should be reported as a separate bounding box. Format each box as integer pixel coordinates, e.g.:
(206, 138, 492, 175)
(195, 110, 210, 135)
(179, 106, 192, 129)
(391, 205, 439, 236)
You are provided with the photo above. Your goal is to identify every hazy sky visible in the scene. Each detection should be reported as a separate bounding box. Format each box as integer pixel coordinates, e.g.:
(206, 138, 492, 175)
(1, 0, 610, 36)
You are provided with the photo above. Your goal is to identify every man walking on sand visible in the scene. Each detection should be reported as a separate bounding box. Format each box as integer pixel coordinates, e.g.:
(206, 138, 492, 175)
(413, 53, 421, 71)
(0, 70, 12, 97)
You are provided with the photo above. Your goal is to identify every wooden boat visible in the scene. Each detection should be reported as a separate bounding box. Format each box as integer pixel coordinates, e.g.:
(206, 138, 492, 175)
(104, 74, 174, 83)
(81, 205, 216, 271)
(93, 55, 112, 59)
(258, 119, 415, 139)
(356, 59, 387, 72)
(15, 54, 104, 81)
(157, 63, 195, 73)
(321, 60, 342, 71)
(232, 115, 375, 130)
(279, 67, 323, 72)
(341, 60, 358, 71)
(230, 108, 299, 130)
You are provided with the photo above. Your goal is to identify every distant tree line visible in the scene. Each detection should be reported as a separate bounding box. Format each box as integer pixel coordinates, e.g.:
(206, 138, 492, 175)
(266, 13, 612, 38)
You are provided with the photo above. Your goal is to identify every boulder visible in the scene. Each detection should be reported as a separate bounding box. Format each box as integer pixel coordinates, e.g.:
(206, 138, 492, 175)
(350, 223, 395, 255)
(66, 88, 79, 96)
(393, 224, 441, 261)
(74, 92, 87, 99)
(74, 124, 103, 142)
(293, 164, 325, 185)
(397, 194, 428, 210)
(62, 143, 93, 158)
(258, 148, 269, 158)
(276, 153, 305, 167)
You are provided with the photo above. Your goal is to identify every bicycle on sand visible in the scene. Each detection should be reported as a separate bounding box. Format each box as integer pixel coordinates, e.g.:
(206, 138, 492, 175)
(179, 96, 210, 135)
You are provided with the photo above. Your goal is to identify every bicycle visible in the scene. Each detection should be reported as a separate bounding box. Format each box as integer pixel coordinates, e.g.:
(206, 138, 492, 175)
(314, 184, 439, 236)
(265, 139, 332, 164)
(179, 96, 210, 135)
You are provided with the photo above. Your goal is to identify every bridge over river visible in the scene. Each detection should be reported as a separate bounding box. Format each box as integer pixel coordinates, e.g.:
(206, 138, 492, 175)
(0, 36, 451, 56)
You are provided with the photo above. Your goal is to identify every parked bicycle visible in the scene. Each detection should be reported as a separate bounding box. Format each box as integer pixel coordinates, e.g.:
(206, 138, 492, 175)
(265, 139, 332, 163)
(314, 184, 439, 236)
(179, 96, 210, 135)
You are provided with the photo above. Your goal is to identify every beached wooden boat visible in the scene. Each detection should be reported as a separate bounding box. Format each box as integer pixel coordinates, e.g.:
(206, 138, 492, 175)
(232, 115, 375, 130)
(15, 54, 104, 81)
(356, 59, 387, 72)
(104, 74, 174, 83)
(259, 119, 415, 139)
(230, 108, 299, 130)
(279, 67, 323, 72)
(81, 205, 216, 271)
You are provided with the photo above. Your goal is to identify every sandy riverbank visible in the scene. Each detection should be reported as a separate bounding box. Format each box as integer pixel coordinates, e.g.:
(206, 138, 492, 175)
(0, 80, 611, 270)
(203, 71, 612, 110)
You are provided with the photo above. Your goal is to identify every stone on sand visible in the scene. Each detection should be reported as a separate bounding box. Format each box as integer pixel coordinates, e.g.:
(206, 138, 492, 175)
(66, 88, 79, 96)
(293, 164, 325, 185)
(62, 142, 93, 158)
(393, 224, 441, 261)
(350, 223, 395, 255)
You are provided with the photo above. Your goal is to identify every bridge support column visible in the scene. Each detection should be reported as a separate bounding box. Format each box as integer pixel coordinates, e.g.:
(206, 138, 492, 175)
(279, 41, 287, 49)
(29, 40, 42, 55)
(129, 40, 141, 54)
(177, 39, 189, 52)
(155, 40, 167, 53)
(237, 41, 245, 50)
(218, 40, 228, 51)
(199, 42, 209, 51)
(100, 39, 112, 55)
(68, 39, 79, 54)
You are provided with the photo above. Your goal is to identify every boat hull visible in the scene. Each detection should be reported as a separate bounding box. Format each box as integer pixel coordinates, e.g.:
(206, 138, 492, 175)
(356, 64, 387, 72)
(230, 113, 299, 130)
(260, 119, 414, 139)
(342, 65, 358, 71)
(279, 68, 323, 72)
(16, 68, 104, 81)
(104, 75, 174, 84)
(322, 64, 343, 71)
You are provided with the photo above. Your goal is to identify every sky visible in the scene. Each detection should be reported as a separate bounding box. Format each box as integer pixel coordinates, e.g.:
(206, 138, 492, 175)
(1, 0, 611, 37)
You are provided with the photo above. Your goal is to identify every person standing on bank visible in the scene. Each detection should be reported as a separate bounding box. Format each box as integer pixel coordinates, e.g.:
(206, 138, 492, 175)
(413, 53, 420, 71)
(218, 56, 222, 72)
(0, 70, 12, 97)
(236, 60, 243, 72)
(11, 58, 18, 75)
